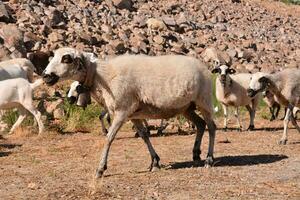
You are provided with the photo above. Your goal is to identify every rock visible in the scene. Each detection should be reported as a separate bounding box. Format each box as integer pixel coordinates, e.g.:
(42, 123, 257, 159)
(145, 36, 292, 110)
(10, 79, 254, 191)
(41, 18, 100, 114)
(0, 2, 11, 22)
(162, 16, 176, 26)
(101, 24, 113, 34)
(48, 32, 64, 43)
(0, 24, 26, 58)
(146, 18, 167, 32)
(49, 9, 66, 28)
(227, 48, 237, 58)
(201, 47, 231, 66)
(110, 40, 127, 54)
(153, 35, 165, 45)
(112, 0, 134, 11)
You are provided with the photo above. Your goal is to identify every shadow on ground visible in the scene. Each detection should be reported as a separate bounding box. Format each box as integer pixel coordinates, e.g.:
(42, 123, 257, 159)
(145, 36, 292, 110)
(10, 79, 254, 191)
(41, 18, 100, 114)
(168, 154, 288, 170)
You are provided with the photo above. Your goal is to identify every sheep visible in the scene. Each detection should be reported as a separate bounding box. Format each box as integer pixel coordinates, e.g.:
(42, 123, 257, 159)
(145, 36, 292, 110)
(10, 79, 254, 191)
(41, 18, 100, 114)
(0, 58, 36, 82)
(212, 65, 261, 131)
(0, 78, 44, 134)
(262, 90, 281, 121)
(42, 47, 216, 178)
(247, 69, 300, 144)
(67, 81, 168, 136)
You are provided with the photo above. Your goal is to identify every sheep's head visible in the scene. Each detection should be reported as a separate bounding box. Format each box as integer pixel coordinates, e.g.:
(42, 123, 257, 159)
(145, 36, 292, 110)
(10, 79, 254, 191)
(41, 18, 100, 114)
(211, 65, 236, 86)
(247, 72, 270, 98)
(67, 81, 91, 108)
(42, 47, 96, 86)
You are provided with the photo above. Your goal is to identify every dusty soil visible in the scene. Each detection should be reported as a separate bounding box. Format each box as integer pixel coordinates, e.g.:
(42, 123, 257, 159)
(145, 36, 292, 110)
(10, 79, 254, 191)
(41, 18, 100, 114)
(0, 117, 299, 200)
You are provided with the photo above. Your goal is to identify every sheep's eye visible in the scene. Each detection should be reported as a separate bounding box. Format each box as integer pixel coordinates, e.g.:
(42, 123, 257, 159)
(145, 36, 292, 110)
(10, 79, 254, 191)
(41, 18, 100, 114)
(61, 54, 73, 64)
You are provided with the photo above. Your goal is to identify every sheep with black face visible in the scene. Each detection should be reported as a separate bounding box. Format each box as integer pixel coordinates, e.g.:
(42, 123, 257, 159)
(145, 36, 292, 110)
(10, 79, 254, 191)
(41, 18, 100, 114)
(212, 65, 261, 131)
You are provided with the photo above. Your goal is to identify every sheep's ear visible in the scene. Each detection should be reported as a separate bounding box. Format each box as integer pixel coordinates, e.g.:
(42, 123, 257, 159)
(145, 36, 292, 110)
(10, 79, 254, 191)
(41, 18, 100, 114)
(61, 54, 73, 64)
(228, 68, 236, 74)
(258, 76, 270, 86)
(211, 68, 220, 74)
(74, 55, 85, 71)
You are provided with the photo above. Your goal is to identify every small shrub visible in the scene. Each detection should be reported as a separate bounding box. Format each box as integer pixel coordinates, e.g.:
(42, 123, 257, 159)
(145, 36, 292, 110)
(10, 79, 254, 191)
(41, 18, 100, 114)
(1, 110, 34, 132)
(281, 0, 300, 5)
(61, 101, 103, 132)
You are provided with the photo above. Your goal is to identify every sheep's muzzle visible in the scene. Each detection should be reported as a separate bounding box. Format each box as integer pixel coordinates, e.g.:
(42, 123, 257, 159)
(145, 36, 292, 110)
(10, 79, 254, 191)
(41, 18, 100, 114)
(42, 72, 59, 86)
(247, 89, 257, 98)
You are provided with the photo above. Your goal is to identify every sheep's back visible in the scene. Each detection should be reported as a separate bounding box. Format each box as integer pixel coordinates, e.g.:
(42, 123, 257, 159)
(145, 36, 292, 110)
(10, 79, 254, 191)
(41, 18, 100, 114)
(106, 55, 211, 109)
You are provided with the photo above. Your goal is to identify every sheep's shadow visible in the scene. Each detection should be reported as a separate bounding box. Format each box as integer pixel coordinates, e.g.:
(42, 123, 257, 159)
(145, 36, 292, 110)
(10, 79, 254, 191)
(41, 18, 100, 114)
(0, 143, 22, 149)
(167, 154, 288, 170)
(0, 151, 12, 157)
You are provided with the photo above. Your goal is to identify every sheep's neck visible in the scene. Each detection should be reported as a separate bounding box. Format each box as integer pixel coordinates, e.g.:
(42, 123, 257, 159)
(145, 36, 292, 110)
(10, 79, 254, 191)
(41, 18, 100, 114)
(267, 75, 289, 106)
(219, 76, 233, 98)
(90, 60, 114, 106)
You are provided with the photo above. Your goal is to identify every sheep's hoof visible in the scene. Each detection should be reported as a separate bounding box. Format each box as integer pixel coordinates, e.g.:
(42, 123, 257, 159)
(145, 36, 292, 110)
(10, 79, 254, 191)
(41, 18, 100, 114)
(193, 149, 201, 161)
(151, 166, 160, 172)
(247, 125, 254, 131)
(157, 129, 163, 136)
(101, 128, 108, 136)
(278, 139, 287, 145)
(204, 156, 214, 168)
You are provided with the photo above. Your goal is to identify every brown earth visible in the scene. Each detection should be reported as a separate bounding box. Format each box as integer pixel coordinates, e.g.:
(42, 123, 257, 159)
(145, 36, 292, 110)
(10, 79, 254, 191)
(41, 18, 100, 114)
(0, 115, 299, 199)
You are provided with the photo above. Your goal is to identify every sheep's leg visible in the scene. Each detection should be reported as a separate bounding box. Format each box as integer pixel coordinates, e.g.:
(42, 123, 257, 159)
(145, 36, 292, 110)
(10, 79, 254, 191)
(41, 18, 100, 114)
(132, 119, 160, 171)
(280, 107, 287, 120)
(23, 104, 44, 134)
(234, 107, 242, 131)
(269, 107, 275, 121)
(274, 103, 281, 119)
(245, 105, 255, 131)
(200, 109, 216, 167)
(279, 107, 291, 145)
(96, 112, 127, 178)
(99, 110, 108, 135)
(9, 108, 27, 134)
(289, 105, 300, 133)
(222, 104, 228, 131)
(157, 119, 168, 136)
(183, 110, 206, 161)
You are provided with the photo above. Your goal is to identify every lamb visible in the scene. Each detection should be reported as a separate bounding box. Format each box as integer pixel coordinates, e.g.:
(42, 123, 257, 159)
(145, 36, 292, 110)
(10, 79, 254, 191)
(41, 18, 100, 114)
(0, 78, 44, 134)
(247, 69, 300, 144)
(0, 58, 36, 82)
(42, 47, 216, 178)
(212, 65, 260, 131)
(262, 90, 281, 121)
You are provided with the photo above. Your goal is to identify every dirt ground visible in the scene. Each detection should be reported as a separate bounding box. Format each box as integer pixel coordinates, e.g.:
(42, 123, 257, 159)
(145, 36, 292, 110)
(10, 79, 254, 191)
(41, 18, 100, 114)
(0, 115, 300, 200)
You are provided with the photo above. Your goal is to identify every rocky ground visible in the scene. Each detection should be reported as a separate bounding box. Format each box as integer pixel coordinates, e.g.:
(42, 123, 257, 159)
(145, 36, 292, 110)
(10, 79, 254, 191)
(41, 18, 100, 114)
(0, 0, 300, 73)
(0, 115, 300, 199)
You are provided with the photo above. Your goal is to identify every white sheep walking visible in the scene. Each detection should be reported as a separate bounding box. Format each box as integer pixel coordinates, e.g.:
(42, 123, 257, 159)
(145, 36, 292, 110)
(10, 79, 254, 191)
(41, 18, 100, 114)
(42, 47, 216, 178)
(0, 78, 44, 134)
(212, 65, 260, 131)
(247, 69, 300, 144)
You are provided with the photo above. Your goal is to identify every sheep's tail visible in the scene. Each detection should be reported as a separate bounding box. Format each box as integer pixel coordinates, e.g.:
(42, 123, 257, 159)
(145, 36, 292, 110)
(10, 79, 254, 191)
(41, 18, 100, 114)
(30, 78, 44, 90)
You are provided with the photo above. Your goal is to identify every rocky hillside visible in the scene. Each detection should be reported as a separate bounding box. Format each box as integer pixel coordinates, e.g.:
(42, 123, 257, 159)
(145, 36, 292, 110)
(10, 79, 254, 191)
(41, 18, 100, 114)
(0, 0, 299, 73)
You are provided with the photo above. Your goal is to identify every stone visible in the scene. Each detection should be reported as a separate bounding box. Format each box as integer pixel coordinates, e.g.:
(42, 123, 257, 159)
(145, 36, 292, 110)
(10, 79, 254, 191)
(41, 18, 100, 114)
(0, 24, 26, 57)
(112, 0, 134, 11)
(0, 2, 11, 22)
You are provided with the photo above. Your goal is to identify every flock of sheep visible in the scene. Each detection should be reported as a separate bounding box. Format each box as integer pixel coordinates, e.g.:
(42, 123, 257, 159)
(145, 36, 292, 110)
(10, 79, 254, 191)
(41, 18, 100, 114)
(0, 47, 299, 178)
